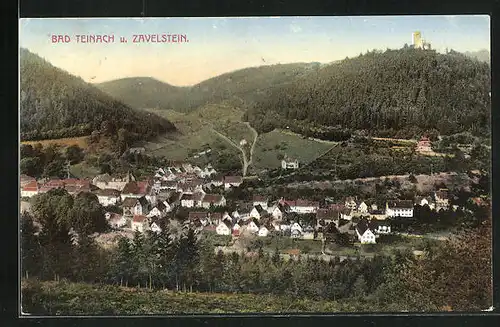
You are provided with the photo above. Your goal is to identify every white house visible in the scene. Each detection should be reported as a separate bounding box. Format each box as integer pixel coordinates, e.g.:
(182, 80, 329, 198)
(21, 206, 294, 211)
(150, 221, 162, 234)
(302, 227, 315, 240)
(281, 158, 299, 170)
(253, 196, 268, 210)
(180, 193, 204, 208)
(147, 201, 168, 218)
(131, 215, 148, 233)
(96, 189, 121, 207)
(250, 205, 267, 220)
(290, 222, 303, 234)
(21, 181, 39, 198)
(246, 219, 260, 234)
(416, 196, 435, 210)
(231, 210, 240, 220)
(375, 225, 391, 234)
(284, 199, 319, 214)
(434, 189, 450, 211)
(358, 202, 368, 214)
(291, 229, 302, 238)
(216, 220, 232, 235)
(356, 227, 377, 244)
(345, 197, 358, 211)
(201, 194, 226, 208)
(122, 197, 149, 217)
(340, 208, 353, 220)
(258, 226, 269, 237)
(223, 176, 243, 190)
(267, 205, 283, 220)
(280, 223, 291, 232)
(386, 200, 414, 218)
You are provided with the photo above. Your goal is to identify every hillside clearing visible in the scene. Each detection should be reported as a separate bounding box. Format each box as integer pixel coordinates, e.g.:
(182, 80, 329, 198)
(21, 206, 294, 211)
(252, 129, 333, 171)
(21, 136, 90, 149)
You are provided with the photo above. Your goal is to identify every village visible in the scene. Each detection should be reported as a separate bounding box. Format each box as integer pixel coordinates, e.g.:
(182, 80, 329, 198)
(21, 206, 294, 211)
(19, 135, 487, 252)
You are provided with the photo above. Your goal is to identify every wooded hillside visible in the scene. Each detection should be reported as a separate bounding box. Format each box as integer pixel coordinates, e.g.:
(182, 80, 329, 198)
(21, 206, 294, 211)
(246, 47, 491, 138)
(20, 48, 176, 141)
(97, 62, 322, 112)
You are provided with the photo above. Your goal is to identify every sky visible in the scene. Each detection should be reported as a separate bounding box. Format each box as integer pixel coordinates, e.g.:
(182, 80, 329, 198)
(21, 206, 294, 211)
(19, 16, 490, 86)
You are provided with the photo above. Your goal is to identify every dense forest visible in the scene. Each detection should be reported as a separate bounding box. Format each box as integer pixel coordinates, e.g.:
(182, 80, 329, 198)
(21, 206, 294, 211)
(20, 48, 176, 141)
(97, 63, 322, 112)
(245, 47, 491, 138)
(21, 187, 492, 312)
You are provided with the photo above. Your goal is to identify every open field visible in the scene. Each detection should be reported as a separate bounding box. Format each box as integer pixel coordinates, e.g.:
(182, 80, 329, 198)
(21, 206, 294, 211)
(69, 162, 101, 179)
(21, 136, 90, 149)
(252, 129, 334, 171)
(21, 279, 363, 314)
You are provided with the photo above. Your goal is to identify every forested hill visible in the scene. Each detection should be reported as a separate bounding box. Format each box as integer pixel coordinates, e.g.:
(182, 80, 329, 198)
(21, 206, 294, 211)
(96, 62, 322, 112)
(245, 48, 491, 138)
(20, 48, 176, 141)
(97, 77, 189, 111)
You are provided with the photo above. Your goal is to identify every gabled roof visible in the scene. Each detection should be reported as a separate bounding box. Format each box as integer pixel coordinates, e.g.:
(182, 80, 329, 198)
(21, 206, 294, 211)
(21, 180, 38, 191)
(122, 181, 151, 195)
(387, 200, 414, 209)
(253, 204, 266, 214)
(181, 193, 194, 201)
(253, 195, 267, 202)
(167, 191, 182, 203)
(202, 194, 224, 203)
(154, 201, 167, 211)
(132, 215, 147, 222)
(435, 190, 449, 199)
(122, 197, 139, 207)
(96, 188, 121, 197)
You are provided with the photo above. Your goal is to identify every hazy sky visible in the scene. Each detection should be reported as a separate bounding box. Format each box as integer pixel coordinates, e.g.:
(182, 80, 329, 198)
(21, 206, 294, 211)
(19, 16, 490, 86)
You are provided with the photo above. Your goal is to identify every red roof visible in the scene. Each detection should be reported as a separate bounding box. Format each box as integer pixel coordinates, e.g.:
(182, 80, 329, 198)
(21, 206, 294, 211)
(22, 180, 38, 191)
(122, 181, 151, 195)
(132, 215, 147, 222)
(253, 195, 267, 202)
(295, 199, 319, 207)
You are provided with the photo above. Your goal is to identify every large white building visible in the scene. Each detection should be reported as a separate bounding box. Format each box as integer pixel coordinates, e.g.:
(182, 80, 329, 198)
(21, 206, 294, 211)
(385, 200, 414, 218)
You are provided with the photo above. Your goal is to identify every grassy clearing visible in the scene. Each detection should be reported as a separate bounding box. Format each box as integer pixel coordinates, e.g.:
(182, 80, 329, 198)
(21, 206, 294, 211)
(252, 129, 333, 170)
(21, 279, 361, 314)
(142, 106, 252, 162)
(69, 162, 101, 179)
(21, 136, 90, 149)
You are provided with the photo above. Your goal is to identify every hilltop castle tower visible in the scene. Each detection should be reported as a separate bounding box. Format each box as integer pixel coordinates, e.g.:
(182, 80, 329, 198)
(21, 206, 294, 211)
(412, 31, 432, 50)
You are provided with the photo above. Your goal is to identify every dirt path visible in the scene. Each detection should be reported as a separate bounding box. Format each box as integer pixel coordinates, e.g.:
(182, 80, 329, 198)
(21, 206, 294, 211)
(210, 122, 258, 177)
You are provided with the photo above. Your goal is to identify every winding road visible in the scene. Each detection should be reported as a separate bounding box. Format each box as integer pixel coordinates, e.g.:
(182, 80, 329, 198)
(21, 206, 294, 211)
(210, 122, 258, 177)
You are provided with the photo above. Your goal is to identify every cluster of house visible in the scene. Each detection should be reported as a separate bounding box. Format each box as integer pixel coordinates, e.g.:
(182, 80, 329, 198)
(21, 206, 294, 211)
(21, 160, 477, 246)
(19, 162, 244, 234)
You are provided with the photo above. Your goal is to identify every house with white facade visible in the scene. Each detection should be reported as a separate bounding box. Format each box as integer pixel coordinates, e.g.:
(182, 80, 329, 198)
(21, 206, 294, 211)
(385, 200, 414, 218)
(267, 205, 283, 220)
(281, 158, 299, 170)
(415, 196, 435, 210)
(96, 189, 121, 206)
(201, 194, 226, 208)
(246, 219, 260, 234)
(147, 201, 168, 218)
(258, 225, 269, 237)
(223, 176, 243, 190)
(434, 189, 450, 211)
(252, 195, 268, 210)
(216, 220, 232, 235)
(358, 201, 369, 214)
(180, 193, 204, 208)
(345, 197, 358, 211)
(355, 219, 377, 244)
(121, 180, 155, 204)
(280, 199, 319, 214)
(250, 205, 267, 220)
(131, 215, 148, 233)
(21, 180, 39, 198)
(150, 221, 162, 234)
(122, 197, 149, 217)
(290, 222, 303, 234)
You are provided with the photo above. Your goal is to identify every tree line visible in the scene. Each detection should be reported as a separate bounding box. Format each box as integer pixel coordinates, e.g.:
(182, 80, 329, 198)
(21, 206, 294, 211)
(21, 185, 492, 311)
